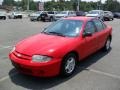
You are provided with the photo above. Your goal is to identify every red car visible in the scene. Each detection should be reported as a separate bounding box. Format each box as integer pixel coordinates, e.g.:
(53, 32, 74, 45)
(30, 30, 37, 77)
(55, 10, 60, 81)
(9, 17, 112, 77)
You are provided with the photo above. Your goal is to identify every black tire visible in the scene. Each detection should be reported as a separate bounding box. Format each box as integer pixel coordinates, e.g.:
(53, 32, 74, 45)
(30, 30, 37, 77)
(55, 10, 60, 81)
(8, 16, 11, 19)
(111, 18, 114, 20)
(108, 18, 111, 21)
(20, 16, 22, 19)
(106, 18, 110, 21)
(37, 17, 41, 21)
(43, 19, 46, 22)
(50, 17, 53, 22)
(30, 19, 34, 21)
(103, 37, 111, 51)
(3, 16, 6, 20)
(60, 53, 77, 77)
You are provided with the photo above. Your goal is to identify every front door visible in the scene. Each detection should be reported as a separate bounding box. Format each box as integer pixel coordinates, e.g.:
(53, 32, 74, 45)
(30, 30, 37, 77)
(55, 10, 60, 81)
(81, 21, 98, 59)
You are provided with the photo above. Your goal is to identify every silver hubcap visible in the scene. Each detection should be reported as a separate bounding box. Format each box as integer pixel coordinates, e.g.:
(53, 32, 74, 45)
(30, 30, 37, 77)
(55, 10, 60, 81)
(65, 57, 75, 74)
(106, 39, 111, 50)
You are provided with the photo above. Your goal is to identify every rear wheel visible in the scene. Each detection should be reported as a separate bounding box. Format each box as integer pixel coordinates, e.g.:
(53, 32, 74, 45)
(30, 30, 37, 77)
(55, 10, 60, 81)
(103, 37, 111, 51)
(37, 17, 41, 21)
(14, 16, 16, 19)
(30, 19, 34, 21)
(20, 16, 22, 19)
(3, 16, 6, 20)
(108, 18, 111, 21)
(50, 17, 54, 22)
(60, 53, 77, 77)
(111, 18, 114, 20)
(43, 19, 46, 22)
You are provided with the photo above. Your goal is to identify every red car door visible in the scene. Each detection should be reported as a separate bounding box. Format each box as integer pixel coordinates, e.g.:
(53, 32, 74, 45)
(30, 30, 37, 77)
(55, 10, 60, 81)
(93, 19, 109, 49)
(80, 21, 99, 59)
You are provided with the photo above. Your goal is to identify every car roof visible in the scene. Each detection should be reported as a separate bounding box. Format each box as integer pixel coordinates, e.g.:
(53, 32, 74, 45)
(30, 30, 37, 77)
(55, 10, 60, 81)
(104, 11, 111, 12)
(65, 16, 95, 22)
(61, 11, 74, 12)
(91, 10, 103, 11)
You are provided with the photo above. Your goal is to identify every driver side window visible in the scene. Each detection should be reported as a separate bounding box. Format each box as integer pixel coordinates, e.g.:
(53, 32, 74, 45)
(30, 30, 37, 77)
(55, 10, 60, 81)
(84, 21, 96, 34)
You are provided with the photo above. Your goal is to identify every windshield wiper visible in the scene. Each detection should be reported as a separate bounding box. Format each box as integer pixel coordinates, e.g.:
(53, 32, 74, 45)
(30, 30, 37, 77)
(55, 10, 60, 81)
(47, 32, 66, 37)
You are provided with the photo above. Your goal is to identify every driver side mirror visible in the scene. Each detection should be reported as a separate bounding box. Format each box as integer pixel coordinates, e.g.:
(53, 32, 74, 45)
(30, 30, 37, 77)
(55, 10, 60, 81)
(83, 32, 92, 37)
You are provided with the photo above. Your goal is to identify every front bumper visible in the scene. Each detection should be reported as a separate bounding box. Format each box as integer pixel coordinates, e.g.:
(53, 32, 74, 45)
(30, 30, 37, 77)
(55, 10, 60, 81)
(9, 52, 61, 77)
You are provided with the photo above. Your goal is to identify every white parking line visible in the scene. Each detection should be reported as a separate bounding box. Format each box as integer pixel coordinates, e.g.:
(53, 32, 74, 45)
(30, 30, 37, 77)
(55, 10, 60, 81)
(87, 68, 120, 80)
(0, 45, 12, 49)
(0, 67, 120, 83)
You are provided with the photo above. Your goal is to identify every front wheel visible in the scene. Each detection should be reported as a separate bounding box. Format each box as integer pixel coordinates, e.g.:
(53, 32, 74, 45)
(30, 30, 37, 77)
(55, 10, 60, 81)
(103, 37, 111, 51)
(37, 17, 41, 21)
(111, 18, 114, 21)
(3, 16, 6, 20)
(20, 16, 22, 19)
(50, 17, 54, 22)
(60, 53, 76, 77)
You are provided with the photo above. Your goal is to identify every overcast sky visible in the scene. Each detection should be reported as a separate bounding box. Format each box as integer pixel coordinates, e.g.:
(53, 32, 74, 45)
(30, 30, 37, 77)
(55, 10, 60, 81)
(0, 0, 120, 5)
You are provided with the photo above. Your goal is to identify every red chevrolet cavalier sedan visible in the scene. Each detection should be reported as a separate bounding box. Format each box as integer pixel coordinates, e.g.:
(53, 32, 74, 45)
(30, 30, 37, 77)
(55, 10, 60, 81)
(9, 17, 112, 77)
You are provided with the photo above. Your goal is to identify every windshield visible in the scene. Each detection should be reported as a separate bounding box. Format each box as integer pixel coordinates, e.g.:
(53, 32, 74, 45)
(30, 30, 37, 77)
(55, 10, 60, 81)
(42, 19, 83, 37)
(59, 11, 68, 14)
(35, 11, 42, 14)
(48, 11, 54, 14)
(104, 12, 109, 13)
(89, 11, 100, 14)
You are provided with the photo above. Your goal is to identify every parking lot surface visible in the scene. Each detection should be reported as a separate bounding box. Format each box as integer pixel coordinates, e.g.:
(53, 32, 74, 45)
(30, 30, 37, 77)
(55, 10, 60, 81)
(0, 18, 120, 90)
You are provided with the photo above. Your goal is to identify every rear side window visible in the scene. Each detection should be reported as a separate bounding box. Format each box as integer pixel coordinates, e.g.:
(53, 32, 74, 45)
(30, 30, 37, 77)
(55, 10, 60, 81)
(48, 11, 54, 14)
(93, 19, 104, 32)
(84, 21, 96, 34)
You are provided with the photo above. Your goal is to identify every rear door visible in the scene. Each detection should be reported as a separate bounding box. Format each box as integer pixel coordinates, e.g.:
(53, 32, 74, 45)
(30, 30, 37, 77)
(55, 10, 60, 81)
(93, 19, 109, 49)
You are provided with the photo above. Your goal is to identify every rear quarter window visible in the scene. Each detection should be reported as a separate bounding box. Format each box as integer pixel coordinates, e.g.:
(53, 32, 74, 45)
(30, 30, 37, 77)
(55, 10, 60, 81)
(93, 19, 105, 32)
(102, 22, 107, 29)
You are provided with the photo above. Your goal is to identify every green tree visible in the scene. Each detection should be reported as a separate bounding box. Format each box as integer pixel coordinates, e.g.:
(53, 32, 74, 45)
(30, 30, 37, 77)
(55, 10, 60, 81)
(21, 0, 28, 10)
(6, 0, 119, 12)
(2, 0, 15, 6)
(29, 0, 37, 10)
(104, 0, 120, 12)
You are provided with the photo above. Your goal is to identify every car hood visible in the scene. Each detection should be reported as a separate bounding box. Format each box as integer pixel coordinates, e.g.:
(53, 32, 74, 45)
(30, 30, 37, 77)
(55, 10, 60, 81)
(30, 13, 40, 17)
(14, 13, 22, 15)
(0, 14, 5, 16)
(0, 13, 6, 16)
(16, 33, 75, 56)
(86, 14, 99, 17)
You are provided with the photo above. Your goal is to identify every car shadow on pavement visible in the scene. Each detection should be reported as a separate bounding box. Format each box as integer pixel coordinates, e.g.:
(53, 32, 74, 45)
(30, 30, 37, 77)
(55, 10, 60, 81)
(9, 48, 112, 90)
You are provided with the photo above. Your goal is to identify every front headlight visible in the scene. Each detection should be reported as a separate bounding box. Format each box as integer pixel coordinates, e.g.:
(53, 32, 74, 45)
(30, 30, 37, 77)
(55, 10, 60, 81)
(10, 47, 15, 53)
(32, 55, 52, 63)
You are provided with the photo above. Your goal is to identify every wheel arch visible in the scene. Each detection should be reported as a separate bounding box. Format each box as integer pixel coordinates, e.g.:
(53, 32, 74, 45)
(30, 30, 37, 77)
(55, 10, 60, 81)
(50, 16, 53, 18)
(63, 51, 80, 62)
(108, 34, 112, 41)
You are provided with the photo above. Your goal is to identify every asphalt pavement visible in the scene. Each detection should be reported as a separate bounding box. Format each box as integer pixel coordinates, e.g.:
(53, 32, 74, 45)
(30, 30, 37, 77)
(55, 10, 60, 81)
(0, 18, 120, 90)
